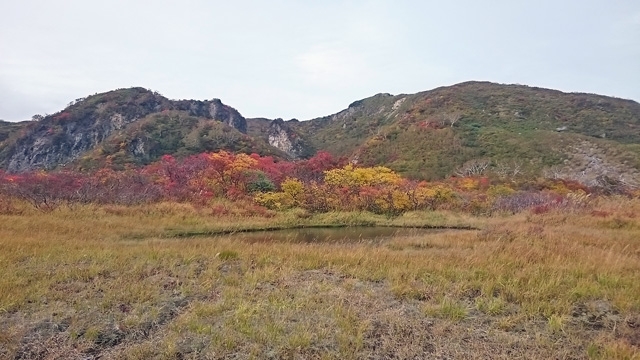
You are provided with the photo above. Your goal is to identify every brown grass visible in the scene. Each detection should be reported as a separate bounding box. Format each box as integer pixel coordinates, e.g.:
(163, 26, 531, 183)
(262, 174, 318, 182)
(0, 199, 639, 359)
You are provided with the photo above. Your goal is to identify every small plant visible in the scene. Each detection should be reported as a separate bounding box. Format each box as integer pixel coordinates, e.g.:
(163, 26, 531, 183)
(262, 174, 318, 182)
(217, 250, 239, 260)
(475, 296, 507, 315)
(423, 297, 468, 321)
(547, 314, 565, 334)
(587, 343, 602, 359)
(83, 326, 101, 342)
(440, 298, 468, 321)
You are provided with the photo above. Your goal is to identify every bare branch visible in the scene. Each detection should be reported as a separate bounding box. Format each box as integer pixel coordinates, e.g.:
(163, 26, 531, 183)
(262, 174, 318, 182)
(442, 111, 462, 127)
(455, 159, 490, 177)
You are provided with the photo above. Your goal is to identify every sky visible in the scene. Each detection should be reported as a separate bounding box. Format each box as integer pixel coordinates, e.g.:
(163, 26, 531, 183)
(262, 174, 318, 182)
(1, 0, 639, 122)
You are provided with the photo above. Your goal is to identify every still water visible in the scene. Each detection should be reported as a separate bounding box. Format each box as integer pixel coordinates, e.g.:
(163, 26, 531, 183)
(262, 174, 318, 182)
(228, 227, 446, 245)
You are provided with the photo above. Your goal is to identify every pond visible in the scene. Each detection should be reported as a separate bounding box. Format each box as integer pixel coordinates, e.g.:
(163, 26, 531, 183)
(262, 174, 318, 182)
(226, 226, 450, 245)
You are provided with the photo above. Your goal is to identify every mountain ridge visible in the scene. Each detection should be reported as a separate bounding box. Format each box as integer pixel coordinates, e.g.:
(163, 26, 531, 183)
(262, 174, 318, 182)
(1, 82, 639, 186)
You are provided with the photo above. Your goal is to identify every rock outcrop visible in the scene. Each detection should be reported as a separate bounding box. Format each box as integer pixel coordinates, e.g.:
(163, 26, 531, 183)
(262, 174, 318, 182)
(2, 89, 249, 172)
(5, 88, 169, 171)
(265, 119, 313, 159)
(174, 98, 247, 133)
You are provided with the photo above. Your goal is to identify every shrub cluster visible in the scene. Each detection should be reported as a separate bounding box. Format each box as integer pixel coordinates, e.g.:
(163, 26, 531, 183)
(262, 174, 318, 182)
(1, 150, 635, 215)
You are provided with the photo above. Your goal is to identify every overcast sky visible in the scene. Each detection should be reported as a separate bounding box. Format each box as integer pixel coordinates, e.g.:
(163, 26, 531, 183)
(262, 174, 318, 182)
(1, 0, 639, 122)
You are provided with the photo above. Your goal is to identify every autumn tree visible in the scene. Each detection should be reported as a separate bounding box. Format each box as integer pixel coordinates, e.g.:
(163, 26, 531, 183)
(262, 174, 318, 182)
(324, 164, 402, 187)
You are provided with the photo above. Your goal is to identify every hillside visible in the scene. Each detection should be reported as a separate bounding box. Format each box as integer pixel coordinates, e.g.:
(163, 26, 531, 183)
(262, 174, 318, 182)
(0, 88, 283, 171)
(77, 111, 288, 170)
(0, 120, 29, 142)
(289, 82, 640, 185)
(1, 82, 639, 186)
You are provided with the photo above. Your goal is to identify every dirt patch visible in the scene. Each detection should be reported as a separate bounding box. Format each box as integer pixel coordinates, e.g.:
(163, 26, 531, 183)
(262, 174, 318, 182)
(571, 300, 621, 329)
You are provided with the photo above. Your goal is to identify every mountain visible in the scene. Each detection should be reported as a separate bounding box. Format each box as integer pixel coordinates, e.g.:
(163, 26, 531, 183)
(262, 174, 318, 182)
(1, 82, 639, 186)
(0, 88, 281, 171)
(290, 82, 640, 185)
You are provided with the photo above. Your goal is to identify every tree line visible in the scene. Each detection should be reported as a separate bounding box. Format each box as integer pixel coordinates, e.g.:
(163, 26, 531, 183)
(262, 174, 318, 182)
(1, 151, 636, 215)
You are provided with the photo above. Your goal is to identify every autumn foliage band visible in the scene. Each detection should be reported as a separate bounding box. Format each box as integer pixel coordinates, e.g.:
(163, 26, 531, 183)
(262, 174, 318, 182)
(1, 151, 637, 215)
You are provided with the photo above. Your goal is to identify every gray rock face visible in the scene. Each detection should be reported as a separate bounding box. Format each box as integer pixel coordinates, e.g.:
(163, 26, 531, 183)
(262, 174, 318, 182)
(209, 99, 247, 133)
(178, 99, 247, 133)
(2, 89, 249, 172)
(6, 111, 156, 172)
(268, 119, 295, 155)
(265, 119, 313, 159)
(4, 88, 169, 171)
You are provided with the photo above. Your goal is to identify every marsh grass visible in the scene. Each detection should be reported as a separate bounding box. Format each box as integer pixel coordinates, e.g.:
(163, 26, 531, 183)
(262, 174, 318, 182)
(0, 199, 639, 358)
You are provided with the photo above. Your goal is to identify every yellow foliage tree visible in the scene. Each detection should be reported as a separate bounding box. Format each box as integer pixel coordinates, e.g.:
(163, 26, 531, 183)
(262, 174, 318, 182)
(391, 190, 411, 212)
(254, 192, 293, 210)
(253, 178, 305, 210)
(414, 184, 455, 209)
(281, 178, 304, 206)
(324, 164, 402, 187)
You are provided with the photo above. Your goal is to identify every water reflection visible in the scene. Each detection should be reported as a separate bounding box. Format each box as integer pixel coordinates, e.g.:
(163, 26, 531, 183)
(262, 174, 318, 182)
(230, 227, 445, 244)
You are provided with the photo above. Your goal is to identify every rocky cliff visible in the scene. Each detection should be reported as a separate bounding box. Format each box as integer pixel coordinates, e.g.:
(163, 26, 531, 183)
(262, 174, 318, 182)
(245, 118, 314, 159)
(173, 98, 247, 133)
(1, 88, 249, 171)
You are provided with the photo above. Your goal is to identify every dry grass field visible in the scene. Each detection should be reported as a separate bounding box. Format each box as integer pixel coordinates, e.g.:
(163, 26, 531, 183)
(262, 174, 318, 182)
(0, 199, 639, 359)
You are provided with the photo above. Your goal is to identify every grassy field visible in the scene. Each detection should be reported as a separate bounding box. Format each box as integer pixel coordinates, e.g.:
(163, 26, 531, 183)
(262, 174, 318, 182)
(0, 200, 639, 359)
